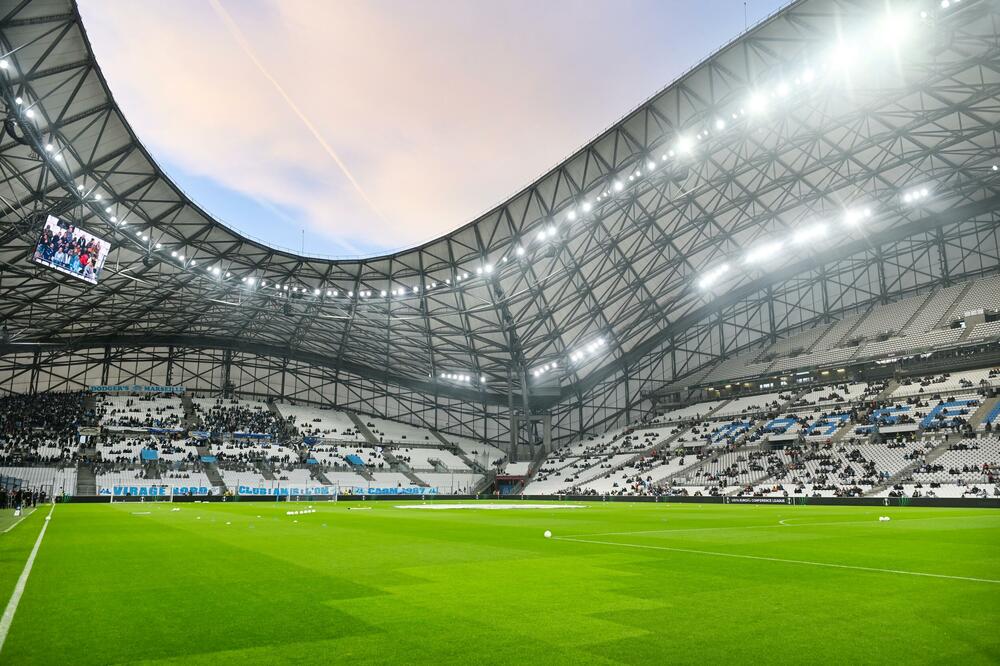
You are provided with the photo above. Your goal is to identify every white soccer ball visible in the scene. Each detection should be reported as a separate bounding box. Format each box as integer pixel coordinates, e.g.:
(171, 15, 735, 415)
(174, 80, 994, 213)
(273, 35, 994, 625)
(544, 530, 552, 538)
(879, 516, 891, 522)
(45, 516, 51, 521)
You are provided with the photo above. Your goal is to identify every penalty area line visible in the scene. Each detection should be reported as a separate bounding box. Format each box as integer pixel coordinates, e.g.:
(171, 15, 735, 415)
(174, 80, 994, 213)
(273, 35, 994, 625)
(0, 503, 55, 654)
(552, 535, 1000, 585)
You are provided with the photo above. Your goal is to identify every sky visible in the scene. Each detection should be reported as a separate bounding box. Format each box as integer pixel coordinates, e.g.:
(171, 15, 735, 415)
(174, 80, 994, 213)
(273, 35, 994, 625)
(78, 0, 789, 258)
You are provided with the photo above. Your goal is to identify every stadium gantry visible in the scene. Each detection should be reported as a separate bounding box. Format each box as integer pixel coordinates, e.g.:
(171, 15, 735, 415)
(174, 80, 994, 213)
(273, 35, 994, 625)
(0, 0, 997, 457)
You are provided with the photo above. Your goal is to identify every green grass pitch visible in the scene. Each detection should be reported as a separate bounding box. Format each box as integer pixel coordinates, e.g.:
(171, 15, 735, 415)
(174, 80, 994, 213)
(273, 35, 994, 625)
(1, 501, 998, 664)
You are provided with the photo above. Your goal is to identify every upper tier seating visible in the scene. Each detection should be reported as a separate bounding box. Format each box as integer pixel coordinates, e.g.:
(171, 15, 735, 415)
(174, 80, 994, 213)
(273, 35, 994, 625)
(902, 284, 965, 334)
(364, 416, 437, 444)
(851, 292, 928, 340)
(947, 275, 1000, 322)
(892, 369, 999, 398)
(191, 397, 284, 437)
(968, 320, 1000, 340)
(277, 403, 364, 441)
(99, 395, 185, 430)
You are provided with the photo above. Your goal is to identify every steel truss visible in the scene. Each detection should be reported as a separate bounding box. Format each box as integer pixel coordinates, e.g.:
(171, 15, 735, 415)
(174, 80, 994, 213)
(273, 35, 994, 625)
(0, 0, 995, 447)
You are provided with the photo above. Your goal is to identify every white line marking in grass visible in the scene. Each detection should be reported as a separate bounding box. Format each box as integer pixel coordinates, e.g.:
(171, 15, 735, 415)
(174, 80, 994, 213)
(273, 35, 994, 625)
(1, 508, 35, 534)
(552, 535, 1000, 585)
(0, 503, 55, 654)
(565, 513, 991, 539)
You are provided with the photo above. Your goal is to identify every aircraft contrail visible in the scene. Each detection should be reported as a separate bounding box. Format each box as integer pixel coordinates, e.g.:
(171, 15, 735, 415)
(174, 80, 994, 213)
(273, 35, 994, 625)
(208, 0, 386, 224)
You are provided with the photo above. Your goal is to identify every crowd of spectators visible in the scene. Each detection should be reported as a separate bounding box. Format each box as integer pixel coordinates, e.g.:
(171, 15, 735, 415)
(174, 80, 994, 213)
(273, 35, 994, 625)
(193, 398, 286, 438)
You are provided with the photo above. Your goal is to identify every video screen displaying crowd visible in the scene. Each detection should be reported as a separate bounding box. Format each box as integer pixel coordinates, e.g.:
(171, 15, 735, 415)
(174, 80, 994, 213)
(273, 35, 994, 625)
(32, 217, 109, 283)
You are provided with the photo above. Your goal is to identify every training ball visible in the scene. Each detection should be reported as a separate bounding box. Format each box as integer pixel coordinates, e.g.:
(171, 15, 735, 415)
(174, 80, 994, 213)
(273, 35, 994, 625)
(45, 516, 51, 521)
(544, 530, 552, 538)
(225, 521, 231, 525)
(879, 516, 890, 522)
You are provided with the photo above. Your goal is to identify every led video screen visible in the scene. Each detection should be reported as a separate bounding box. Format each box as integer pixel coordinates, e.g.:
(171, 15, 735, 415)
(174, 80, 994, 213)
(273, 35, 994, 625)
(31, 215, 111, 285)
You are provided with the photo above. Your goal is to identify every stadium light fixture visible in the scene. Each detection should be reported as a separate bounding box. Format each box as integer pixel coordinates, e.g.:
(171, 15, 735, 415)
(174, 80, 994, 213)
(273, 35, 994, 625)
(744, 241, 783, 264)
(567, 210, 577, 221)
(676, 135, 693, 154)
(792, 223, 827, 245)
(0, 60, 7, 69)
(646, 160, 656, 171)
(24, 109, 33, 119)
(843, 208, 872, 226)
(381, 290, 387, 297)
(485, 264, 494, 274)
(314, 288, 320, 296)
(698, 263, 730, 289)
(613, 181, 623, 192)
(516, 246, 525, 256)
(714, 119, 725, 131)
(827, 40, 857, 71)
(582, 201, 592, 213)
(880, 12, 913, 47)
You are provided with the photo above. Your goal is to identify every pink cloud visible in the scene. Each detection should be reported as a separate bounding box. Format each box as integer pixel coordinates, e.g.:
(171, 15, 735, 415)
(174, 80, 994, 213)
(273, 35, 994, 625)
(78, 0, 780, 255)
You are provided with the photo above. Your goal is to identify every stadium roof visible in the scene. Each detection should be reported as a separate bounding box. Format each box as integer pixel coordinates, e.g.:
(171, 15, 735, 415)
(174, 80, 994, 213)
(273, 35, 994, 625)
(0, 0, 997, 409)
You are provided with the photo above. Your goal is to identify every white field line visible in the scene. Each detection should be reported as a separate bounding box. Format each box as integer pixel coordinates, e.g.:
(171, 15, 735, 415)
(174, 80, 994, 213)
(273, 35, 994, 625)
(551, 535, 1000, 585)
(0, 503, 55, 653)
(563, 513, 998, 539)
(1, 508, 35, 534)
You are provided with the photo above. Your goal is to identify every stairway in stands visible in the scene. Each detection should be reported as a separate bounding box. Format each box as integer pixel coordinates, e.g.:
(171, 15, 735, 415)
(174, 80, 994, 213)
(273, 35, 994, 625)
(312, 467, 334, 486)
(258, 461, 276, 481)
(970, 395, 1000, 429)
(570, 399, 735, 491)
(381, 449, 429, 487)
(345, 411, 379, 444)
(874, 380, 899, 403)
(194, 445, 227, 491)
(934, 281, 974, 329)
(180, 393, 199, 430)
(431, 430, 486, 473)
(864, 437, 952, 497)
(75, 462, 97, 496)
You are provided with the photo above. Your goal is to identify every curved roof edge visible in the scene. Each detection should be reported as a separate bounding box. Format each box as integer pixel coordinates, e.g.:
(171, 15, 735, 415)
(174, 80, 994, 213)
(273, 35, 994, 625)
(71, 0, 799, 265)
